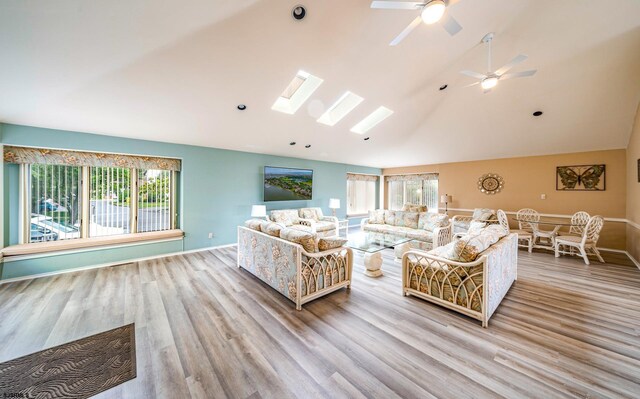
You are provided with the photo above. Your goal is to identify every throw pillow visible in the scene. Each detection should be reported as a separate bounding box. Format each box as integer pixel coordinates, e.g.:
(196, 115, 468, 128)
(280, 228, 317, 253)
(300, 208, 320, 221)
(468, 221, 487, 234)
(472, 208, 495, 222)
(419, 213, 449, 232)
(402, 203, 428, 212)
(318, 237, 348, 251)
(368, 209, 385, 224)
(262, 222, 284, 237)
(384, 210, 397, 226)
(400, 212, 419, 229)
(271, 210, 298, 226)
(244, 219, 263, 231)
(445, 227, 505, 262)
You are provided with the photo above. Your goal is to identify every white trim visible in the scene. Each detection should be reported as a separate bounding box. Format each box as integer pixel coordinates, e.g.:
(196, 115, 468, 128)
(441, 208, 627, 223)
(0, 243, 237, 284)
(2, 236, 184, 262)
(627, 219, 640, 231)
(627, 252, 640, 269)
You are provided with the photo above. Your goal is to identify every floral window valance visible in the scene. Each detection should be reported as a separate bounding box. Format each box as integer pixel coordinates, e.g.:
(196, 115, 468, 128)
(385, 173, 438, 182)
(3, 146, 181, 171)
(347, 173, 378, 182)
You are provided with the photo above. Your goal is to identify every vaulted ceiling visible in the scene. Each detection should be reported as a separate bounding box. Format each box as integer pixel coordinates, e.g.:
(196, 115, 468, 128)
(1, 0, 639, 167)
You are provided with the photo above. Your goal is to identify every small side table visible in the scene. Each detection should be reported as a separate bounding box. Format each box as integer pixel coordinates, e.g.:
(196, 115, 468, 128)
(337, 220, 350, 238)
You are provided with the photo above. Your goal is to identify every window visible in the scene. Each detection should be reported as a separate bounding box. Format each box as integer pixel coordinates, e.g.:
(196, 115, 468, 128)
(90, 166, 132, 237)
(137, 169, 171, 232)
(387, 174, 439, 211)
(347, 173, 378, 216)
(28, 164, 82, 243)
(7, 145, 180, 245)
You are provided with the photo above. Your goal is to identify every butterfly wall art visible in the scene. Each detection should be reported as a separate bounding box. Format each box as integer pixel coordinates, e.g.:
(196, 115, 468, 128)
(556, 164, 606, 191)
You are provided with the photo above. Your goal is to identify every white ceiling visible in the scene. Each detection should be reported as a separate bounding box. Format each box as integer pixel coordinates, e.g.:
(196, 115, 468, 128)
(1, 0, 639, 168)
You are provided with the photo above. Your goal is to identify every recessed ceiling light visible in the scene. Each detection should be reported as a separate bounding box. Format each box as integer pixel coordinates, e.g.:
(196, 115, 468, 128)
(351, 106, 394, 134)
(305, 144, 311, 148)
(317, 91, 364, 126)
(290, 142, 296, 146)
(533, 111, 543, 117)
(272, 70, 323, 114)
(292, 5, 306, 20)
(439, 84, 448, 91)
(237, 104, 246, 110)
(364, 137, 370, 141)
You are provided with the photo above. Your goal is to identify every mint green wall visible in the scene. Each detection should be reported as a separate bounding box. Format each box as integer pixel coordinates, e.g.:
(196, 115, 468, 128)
(1, 123, 380, 279)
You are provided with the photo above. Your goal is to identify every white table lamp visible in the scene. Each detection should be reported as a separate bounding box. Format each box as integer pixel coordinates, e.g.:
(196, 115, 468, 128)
(440, 194, 452, 214)
(251, 205, 267, 220)
(329, 198, 340, 217)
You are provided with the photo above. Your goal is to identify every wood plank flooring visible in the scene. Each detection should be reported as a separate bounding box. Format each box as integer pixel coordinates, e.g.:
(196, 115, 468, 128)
(0, 247, 639, 398)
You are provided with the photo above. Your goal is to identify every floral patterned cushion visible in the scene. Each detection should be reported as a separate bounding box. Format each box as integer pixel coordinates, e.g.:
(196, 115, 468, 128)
(384, 210, 396, 226)
(472, 208, 496, 221)
(419, 213, 448, 232)
(368, 209, 385, 224)
(270, 210, 300, 226)
(279, 228, 317, 253)
(400, 211, 419, 228)
(244, 219, 263, 231)
(402, 203, 428, 212)
(445, 225, 507, 262)
(262, 222, 284, 237)
(318, 237, 348, 251)
(300, 208, 320, 221)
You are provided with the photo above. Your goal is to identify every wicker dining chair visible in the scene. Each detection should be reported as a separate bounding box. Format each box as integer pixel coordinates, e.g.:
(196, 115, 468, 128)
(554, 215, 605, 265)
(512, 209, 534, 253)
(558, 211, 590, 237)
(517, 208, 558, 248)
(496, 209, 510, 235)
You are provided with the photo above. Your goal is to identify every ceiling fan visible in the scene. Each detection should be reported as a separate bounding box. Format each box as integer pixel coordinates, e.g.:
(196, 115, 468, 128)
(371, 0, 462, 46)
(460, 33, 537, 93)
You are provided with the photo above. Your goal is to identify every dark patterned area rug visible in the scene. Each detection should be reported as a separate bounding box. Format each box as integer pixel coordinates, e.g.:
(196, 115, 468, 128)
(0, 323, 136, 399)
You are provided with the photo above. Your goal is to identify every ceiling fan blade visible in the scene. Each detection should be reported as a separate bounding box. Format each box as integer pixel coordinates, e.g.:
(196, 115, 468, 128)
(371, 1, 425, 10)
(500, 70, 537, 80)
(464, 82, 480, 88)
(441, 13, 462, 36)
(460, 70, 487, 80)
(390, 16, 423, 46)
(495, 54, 528, 76)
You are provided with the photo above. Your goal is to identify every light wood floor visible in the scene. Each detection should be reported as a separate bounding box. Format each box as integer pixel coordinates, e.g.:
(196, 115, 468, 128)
(1, 247, 639, 398)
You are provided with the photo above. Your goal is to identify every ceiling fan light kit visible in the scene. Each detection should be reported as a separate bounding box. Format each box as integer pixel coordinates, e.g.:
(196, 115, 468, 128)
(421, 0, 446, 24)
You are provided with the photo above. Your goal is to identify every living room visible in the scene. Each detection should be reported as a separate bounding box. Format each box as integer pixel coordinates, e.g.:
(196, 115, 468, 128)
(1, 1, 640, 398)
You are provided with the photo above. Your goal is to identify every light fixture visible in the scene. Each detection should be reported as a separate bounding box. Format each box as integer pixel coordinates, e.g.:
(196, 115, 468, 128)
(533, 111, 543, 117)
(481, 76, 498, 90)
(251, 205, 267, 219)
(440, 194, 452, 214)
(237, 104, 246, 110)
(439, 84, 448, 91)
(305, 144, 311, 148)
(329, 198, 341, 217)
(350, 106, 393, 134)
(364, 137, 370, 141)
(421, 0, 446, 25)
(290, 142, 296, 146)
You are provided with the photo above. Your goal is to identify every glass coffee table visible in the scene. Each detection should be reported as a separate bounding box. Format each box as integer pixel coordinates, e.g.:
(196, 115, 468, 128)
(345, 231, 413, 277)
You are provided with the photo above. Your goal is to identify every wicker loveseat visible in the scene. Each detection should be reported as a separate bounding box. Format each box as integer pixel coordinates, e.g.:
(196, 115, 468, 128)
(361, 209, 452, 251)
(237, 224, 352, 310)
(451, 208, 498, 235)
(402, 229, 517, 327)
(269, 208, 338, 238)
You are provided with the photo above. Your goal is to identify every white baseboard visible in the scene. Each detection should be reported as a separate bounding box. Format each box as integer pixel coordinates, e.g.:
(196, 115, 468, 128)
(0, 243, 237, 285)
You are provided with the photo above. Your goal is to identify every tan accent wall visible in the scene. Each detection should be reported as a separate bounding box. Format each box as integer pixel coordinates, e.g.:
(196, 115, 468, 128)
(627, 103, 640, 263)
(382, 149, 626, 250)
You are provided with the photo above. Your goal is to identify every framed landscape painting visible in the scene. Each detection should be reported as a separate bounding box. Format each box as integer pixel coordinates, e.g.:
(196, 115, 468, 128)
(556, 164, 606, 191)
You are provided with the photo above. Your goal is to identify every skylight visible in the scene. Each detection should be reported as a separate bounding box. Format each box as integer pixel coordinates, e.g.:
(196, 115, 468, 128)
(272, 70, 323, 114)
(317, 91, 364, 126)
(350, 106, 394, 134)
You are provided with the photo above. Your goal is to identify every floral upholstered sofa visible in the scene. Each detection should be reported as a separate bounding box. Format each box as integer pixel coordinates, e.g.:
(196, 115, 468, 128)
(402, 217, 517, 327)
(361, 209, 452, 250)
(238, 219, 352, 310)
(269, 208, 338, 238)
